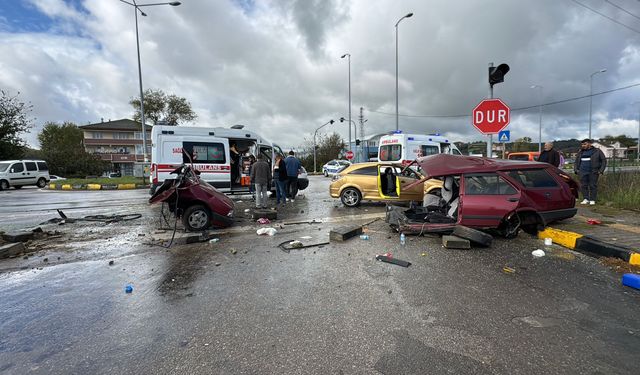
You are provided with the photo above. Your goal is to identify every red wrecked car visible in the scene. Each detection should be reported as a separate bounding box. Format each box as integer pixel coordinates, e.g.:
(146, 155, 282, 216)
(149, 165, 234, 231)
(386, 154, 579, 237)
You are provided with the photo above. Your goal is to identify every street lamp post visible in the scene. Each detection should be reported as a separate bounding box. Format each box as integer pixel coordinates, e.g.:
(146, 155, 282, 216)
(340, 117, 358, 162)
(395, 12, 413, 131)
(119, 0, 181, 165)
(589, 68, 607, 140)
(314, 120, 334, 173)
(634, 101, 640, 161)
(341, 53, 351, 153)
(531, 85, 543, 153)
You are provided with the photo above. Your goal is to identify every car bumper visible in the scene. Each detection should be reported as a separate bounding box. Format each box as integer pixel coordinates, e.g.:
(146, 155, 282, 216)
(539, 208, 577, 225)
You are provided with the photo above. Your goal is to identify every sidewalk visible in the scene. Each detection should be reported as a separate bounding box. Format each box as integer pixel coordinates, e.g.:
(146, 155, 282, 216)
(545, 205, 640, 264)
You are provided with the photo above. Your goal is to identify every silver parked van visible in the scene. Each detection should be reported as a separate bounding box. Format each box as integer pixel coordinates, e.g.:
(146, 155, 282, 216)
(0, 160, 50, 190)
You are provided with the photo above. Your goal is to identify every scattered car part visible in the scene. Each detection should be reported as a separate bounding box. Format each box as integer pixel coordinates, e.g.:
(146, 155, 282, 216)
(375, 254, 411, 267)
(452, 225, 493, 247)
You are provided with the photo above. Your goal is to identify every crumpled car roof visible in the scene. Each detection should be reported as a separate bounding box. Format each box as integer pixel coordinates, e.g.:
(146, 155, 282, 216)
(417, 154, 548, 178)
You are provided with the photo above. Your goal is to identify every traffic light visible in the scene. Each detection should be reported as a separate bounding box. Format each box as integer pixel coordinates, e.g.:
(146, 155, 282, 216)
(488, 63, 510, 87)
(355, 139, 361, 146)
(339, 117, 345, 123)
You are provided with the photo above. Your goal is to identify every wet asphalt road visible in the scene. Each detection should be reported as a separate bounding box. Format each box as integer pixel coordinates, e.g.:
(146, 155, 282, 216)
(1, 176, 639, 374)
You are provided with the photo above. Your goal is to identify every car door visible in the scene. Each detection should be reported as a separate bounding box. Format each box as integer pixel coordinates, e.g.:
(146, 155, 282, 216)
(459, 173, 520, 227)
(378, 165, 400, 200)
(8, 162, 29, 186)
(24, 161, 39, 185)
(503, 169, 565, 212)
(395, 166, 424, 201)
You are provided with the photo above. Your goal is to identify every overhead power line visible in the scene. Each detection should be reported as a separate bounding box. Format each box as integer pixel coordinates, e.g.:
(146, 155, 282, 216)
(571, 0, 640, 34)
(366, 81, 640, 118)
(604, 0, 640, 22)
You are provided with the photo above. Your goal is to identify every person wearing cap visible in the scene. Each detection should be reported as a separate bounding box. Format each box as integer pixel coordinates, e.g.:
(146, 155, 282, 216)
(574, 138, 607, 205)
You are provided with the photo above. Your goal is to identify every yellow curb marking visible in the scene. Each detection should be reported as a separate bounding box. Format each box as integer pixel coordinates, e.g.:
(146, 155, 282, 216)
(539, 227, 583, 249)
(61, 184, 72, 190)
(87, 184, 102, 190)
(630, 253, 640, 266)
(117, 183, 136, 190)
(49, 184, 56, 189)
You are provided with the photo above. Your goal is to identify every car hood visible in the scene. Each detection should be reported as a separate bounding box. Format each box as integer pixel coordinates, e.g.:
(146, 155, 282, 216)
(416, 154, 545, 179)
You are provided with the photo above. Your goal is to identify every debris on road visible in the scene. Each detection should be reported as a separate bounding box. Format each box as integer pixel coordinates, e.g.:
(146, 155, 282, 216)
(277, 239, 330, 253)
(252, 209, 277, 220)
(209, 238, 220, 243)
(2, 231, 34, 243)
(256, 228, 277, 236)
(587, 219, 602, 225)
(257, 218, 271, 224)
(359, 234, 370, 240)
(41, 209, 142, 225)
(452, 225, 493, 247)
(532, 249, 546, 258)
(622, 273, 640, 290)
(442, 235, 471, 249)
(109, 260, 115, 266)
(329, 224, 363, 242)
(375, 253, 411, 267)
(288, 240, 303, 248)
(544, 238, 553, 246)
(503, 266, 516, 274)
(0, 242, 26, 258)
(125, 285, 133, 293)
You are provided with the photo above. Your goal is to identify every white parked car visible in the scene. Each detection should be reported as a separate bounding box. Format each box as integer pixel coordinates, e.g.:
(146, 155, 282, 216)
(0, 160, 50, 190)
(322, 160, 351, 177)
(49, 175, 66, 181)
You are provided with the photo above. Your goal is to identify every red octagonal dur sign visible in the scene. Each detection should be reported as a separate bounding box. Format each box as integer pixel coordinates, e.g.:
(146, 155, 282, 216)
(472, 98, 510, 134)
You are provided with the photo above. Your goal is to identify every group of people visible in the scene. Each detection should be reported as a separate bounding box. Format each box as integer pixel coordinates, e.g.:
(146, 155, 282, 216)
(537, 139, 607, 205)
(249, 151, 302, 209)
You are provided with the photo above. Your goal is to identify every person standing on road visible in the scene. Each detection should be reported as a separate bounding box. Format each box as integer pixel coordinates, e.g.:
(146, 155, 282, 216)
(273, 154, 288, 206)
(250, 154, 271, 209)
(538, 142, 561, 167)
(574, 138, 607, 205)
(284, 150, 301, 202)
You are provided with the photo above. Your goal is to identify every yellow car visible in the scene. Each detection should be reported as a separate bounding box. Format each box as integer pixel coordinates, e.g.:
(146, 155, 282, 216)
(329, 162, 442, 207)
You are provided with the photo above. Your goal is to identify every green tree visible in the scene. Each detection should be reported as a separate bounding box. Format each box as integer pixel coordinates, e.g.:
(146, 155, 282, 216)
(38, 122, 108, 177)
(0, 90, 34, 159)
(600, 134, 637, 147)
(299, 132, 346, 172)
(130, 89, 197, 125)
(512, 137, 536, 152)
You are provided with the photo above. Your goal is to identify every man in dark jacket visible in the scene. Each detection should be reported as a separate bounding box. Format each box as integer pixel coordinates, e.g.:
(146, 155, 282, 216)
(538, 142, 560, 167)
(284, 151, 302, 202)
(574, 139, 607, 205)
(250, 154, 271, 209)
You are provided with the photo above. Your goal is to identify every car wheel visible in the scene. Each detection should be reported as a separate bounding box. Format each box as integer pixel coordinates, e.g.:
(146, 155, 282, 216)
(500, 213, 521, 239)
(323, 170, 328, 177)
(340, 187, 362, 207)
(452, 225, 493, 247)
(36, 178, 47, 188)
(182, 204, 211, 231)
(0, 180, 8, 190)
(14, 185, 23, 189)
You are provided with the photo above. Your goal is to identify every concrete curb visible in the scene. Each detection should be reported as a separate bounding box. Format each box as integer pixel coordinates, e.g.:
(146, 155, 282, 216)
(48, 183, 149, 191)
(539, 227, 639, 265)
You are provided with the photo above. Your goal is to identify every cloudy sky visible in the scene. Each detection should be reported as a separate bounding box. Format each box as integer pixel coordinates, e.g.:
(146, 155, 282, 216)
(2, 0, 640, 150)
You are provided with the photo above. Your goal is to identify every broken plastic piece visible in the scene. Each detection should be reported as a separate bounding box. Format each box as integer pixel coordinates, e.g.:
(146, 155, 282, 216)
(125, 285, 133, 293)
(503, 266, 516, 274)
(587, 219, 602, 225)
(209, 238, 220, 243)
(622, 273, 640, 290)
(257, 218, 271, 224)
(359, 234, 370, 240)
(532, 249, 546, 257)
(376, 254, 411, 267)
(256, 228, 277, 236)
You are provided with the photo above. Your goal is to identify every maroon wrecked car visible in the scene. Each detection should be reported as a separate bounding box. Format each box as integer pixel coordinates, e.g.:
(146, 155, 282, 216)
(149, 165, 235, 231)
(386, 154, 579, 237)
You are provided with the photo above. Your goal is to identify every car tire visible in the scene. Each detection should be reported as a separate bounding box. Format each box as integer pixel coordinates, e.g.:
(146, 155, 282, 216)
(340, 187, 362, 207)
(36, 178, 47, 188)
(182, 204, 211, 232)
(452, 225, 493, 247)
(0, 180, 9, 190)
(323, 170, 328, 177)
(14, 185, 23, 189)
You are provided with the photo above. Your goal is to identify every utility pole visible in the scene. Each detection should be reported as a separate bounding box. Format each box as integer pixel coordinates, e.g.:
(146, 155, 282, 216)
(359, 107, 365, 162)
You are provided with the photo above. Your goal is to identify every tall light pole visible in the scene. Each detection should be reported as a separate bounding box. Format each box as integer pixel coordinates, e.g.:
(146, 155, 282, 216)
(340, 117, 357, 162)
(314, 120, 334, 173)
(634, 101, 640, 161)
(120, 0, 181, 164)
(531, 85, 543, 153)
(341, 53, 352, 152)
(589, 68, 607, 140)
(395, 12, 413, 131)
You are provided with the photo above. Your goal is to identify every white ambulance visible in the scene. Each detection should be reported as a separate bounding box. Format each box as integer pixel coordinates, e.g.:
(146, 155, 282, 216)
(150, 125, 284, 194)
(378, 131, 462, 165)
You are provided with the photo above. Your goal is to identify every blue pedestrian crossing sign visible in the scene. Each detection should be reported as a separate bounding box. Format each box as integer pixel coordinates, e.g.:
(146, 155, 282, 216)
(498, 130, 510, 143)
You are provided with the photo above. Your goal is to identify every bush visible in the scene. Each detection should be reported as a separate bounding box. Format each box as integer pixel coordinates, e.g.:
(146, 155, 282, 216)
(598, 171, 640, 210)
